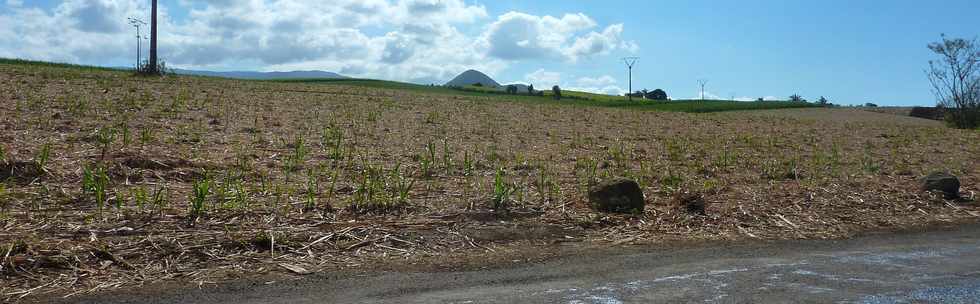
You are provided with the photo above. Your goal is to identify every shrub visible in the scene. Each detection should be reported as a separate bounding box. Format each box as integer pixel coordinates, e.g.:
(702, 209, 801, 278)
(927, 35, 979, 129)
(817, 96, 830, 106)
(910, 106, 945, 120)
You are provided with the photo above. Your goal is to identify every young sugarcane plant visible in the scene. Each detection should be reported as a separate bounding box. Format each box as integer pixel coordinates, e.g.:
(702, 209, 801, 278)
(492, 167, 514, 211)
(391, 162, 416, 207)
(82, 165, 110, 217)
(189, 177, 211, 219)
(96, 127, 116, 161)
(34, 143, 51, 172)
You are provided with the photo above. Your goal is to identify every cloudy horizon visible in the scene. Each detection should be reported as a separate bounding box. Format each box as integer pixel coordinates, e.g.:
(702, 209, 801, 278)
(0, 0, 640, 96)
(2, 0, 978, 104)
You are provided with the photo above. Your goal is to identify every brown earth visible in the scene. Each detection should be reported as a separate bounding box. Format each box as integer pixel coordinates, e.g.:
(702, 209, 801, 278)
(0, 63, 978, 302)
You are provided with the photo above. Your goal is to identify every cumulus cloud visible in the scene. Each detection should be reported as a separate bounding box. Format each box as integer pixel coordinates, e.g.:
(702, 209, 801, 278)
(521, 70, 625, 96)
(62, 0, 128, 33)
(0, 0, 146, 63)
(569, 85, 626, 96)
(575, 75, 617, 87)
(482, 12, 632, 62)
(0, 0, 634, 84)
(685, 91, 774, 101)
(567, 75, 625, 95)
(524, 69, 562, 86)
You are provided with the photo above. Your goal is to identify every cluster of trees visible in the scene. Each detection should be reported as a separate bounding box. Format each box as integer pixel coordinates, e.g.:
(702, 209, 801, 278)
(503, 84, 544, 96)
(785, 94, 842, 107)
(625, 89, 669, 100)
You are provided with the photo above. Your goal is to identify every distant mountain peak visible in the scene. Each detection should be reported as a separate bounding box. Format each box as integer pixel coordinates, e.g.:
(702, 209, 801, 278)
(445, 70, 501, 88)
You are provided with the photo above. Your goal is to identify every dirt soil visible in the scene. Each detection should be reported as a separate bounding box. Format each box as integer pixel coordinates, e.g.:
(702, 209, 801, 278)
(0, 63, 978, 302)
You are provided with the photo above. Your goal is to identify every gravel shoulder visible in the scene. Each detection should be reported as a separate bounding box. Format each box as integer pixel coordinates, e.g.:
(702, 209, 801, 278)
(60, 221, 980, 304)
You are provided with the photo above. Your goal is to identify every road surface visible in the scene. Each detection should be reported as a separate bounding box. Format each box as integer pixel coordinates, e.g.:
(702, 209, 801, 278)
(66, 223, 980, 303)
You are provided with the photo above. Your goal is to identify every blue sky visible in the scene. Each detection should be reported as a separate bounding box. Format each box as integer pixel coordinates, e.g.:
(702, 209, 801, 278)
(1, 0, 978, 105)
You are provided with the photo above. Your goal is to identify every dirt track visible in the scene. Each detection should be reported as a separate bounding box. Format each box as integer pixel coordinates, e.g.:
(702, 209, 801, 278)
(62, 223, 980, 303)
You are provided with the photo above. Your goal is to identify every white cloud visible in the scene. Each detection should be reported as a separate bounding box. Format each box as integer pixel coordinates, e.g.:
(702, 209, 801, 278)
(575, 75, 617, 87)
(0, 0, 146, 63)
(481, 12, 633, 62)
(521, 70, 625, 95)
(0, 1, 633, 84)
(684, 91, 778, 101)
(619, 40, 639, 53)
(565, 24, 623, 61)
(567, 85, 626, 96)
(680, 90, 733, 100)
(61, 0, 128, 33)
(524, 69, 562, 86)
(567, 75, 625, 95)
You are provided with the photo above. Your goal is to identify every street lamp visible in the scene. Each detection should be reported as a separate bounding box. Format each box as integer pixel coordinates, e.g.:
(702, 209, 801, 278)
(127, 17, 146, 70)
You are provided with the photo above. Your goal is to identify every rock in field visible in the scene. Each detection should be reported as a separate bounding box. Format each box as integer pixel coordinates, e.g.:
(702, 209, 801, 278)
(920, 172, 960, 199)
(588, 178, 645, 213)
(673, 192, 706, 215)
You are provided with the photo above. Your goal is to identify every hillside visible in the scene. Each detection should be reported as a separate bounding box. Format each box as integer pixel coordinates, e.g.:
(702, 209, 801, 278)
(173, 69, 347, 80)
(445, 69, 501, 88)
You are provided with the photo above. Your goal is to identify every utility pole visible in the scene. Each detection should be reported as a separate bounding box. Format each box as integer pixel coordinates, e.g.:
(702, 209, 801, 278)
(127, 17, 146, 71)
(623, 57, 639, 101)
(148, 0, 158, 74)
(698, 79, 708, 101)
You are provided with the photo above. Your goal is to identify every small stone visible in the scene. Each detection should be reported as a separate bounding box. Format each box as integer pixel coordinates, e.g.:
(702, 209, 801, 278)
(673, 192, 706, 215)
(588, 178, 644, 213)
(920, 172, 960, 199)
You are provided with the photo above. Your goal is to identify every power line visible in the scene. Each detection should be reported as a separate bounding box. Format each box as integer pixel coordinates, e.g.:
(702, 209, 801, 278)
(698, 79, 708, 101)
(623, 57, 639, 101)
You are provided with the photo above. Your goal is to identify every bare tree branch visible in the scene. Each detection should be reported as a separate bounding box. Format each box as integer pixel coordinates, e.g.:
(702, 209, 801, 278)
(926, 34, 980, 128)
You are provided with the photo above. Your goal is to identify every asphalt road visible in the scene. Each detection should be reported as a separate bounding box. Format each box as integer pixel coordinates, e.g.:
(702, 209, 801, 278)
(66, 224, 980, 304)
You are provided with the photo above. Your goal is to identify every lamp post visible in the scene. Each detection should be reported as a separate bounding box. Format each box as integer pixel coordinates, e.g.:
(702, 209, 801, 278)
(127, 17, 146, 70)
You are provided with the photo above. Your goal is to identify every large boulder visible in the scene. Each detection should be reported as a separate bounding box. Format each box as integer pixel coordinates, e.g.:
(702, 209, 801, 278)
(920, 172, 960, 199)
(588, 178, 645, 213)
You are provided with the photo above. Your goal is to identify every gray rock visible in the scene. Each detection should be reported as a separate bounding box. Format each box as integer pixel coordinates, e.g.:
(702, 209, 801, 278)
(921, 172, 960, 199)
(588, 178, 645, 213)
(673, 192, 706, 215)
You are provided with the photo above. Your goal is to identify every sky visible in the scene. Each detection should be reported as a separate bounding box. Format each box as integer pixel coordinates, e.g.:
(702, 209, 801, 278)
(1, 0, 978, 105)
